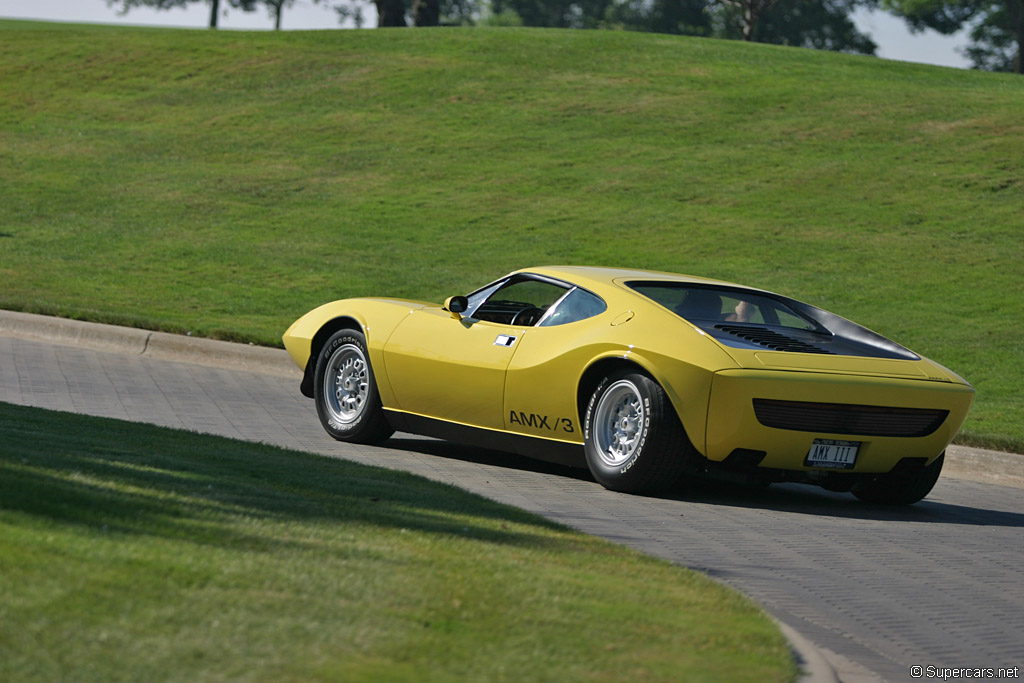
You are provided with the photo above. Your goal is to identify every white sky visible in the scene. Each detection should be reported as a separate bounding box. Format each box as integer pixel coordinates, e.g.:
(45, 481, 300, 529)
(0, 0, 971, 69)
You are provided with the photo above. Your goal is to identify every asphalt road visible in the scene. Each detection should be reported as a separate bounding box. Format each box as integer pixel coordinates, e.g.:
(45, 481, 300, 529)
(2, 333, 1022, 682)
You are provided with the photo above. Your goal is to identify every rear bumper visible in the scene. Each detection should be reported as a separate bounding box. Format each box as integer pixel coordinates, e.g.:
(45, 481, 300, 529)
(704, 369, 974, 473)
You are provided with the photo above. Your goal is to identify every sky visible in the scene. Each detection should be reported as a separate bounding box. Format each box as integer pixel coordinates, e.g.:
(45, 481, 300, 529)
(0, 0, 972, 69)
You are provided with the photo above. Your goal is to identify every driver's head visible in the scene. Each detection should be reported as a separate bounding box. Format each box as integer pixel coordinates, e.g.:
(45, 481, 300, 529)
(678, 290, 724, 321)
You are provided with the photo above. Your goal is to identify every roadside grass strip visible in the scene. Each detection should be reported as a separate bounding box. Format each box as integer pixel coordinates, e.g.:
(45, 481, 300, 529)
(0, 401, 796, 682)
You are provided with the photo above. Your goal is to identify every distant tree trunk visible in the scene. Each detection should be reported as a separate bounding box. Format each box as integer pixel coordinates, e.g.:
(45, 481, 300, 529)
(375, 0, 408, 25)
(209, 0, 220, 28)
(1014, 0, 1024, 73)
(413, 0, 440, 25)
(742, 4, 754, 40)
(274, 1, 283, 29)
(721, 0, 780, 42)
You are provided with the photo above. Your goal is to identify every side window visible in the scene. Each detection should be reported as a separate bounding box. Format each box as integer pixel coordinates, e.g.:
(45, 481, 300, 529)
(775, 309, 810, 328)
(538, 288, 606, 327)
(472, 277, 569, 326)
(464, 280, 505, 315)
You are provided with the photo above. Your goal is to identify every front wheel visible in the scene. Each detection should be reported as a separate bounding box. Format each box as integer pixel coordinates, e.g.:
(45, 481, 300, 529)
(313, 329, 394, 445)
(583, 371, 693, 494)
(851, 452, 945, 505)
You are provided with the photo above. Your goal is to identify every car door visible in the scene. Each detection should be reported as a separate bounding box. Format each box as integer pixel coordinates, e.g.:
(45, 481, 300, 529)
(382, 309, 520, 430)
(503, 286, 608, 442)
(382, 274, 572, 431)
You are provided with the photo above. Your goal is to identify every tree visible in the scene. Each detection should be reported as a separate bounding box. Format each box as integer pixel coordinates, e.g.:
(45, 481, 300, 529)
(109, 0, 258, 29)
(496, 0, 616, 28)
(605, 0, 875, 54)
(884, 0, 1023, 72)
(715, 0, 878, 53)
(412, 0, 441, 25)
(110, 0, 325, 30)
(263, 0, 327, 29)
(374, 0, 410, 24)
(716, 0, 784, 40)
(605, 0, 712, 36)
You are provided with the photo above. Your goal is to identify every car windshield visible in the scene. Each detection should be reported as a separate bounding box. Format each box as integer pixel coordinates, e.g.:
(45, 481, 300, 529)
(627, 282, 820, 331)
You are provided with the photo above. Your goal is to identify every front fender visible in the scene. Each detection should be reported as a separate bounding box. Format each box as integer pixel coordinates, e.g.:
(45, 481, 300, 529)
(282, 297, 433, 403)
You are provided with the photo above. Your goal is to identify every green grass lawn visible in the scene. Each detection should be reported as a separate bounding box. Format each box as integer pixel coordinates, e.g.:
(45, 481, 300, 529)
(0, 401, 796, 682)
(0, 21, 1021, 450)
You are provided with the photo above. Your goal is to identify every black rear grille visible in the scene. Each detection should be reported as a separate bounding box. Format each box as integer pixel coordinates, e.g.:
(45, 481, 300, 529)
(752, 399, 949, 438)
(715, 324, 833, 354)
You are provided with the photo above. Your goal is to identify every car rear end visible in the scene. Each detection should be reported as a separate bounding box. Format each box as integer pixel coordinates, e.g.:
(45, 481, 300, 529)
(619, 277, 974, 482)
(704, 364, 974, 475)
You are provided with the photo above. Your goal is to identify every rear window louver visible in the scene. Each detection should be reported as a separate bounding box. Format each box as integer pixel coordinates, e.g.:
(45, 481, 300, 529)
(715, 324, 834, 354)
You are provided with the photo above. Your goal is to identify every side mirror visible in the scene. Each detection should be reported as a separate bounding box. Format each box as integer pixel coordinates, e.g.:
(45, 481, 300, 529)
(444, 295, 469, 320)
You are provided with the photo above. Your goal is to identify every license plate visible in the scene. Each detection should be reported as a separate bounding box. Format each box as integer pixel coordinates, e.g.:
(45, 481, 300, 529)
(804, 439, 860, 469)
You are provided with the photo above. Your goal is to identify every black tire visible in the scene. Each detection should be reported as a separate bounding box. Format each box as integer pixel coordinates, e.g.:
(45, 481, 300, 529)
(851, 452, 945, 505)
(313, 329, 394, 445)
(582, 370, 694, 494)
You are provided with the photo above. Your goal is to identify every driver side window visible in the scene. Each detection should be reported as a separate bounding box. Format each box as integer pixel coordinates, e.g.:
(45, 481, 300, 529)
(472, 277, 569, 326)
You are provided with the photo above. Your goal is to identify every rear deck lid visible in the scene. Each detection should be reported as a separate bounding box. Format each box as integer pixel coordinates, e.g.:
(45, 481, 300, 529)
(752, 351, 930, 378)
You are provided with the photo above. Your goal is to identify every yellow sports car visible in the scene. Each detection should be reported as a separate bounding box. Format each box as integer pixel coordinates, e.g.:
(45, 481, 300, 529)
(283, 266, 973, 504)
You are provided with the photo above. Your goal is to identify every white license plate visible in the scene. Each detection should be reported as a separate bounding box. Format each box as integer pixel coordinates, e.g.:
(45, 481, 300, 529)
(804, 439, 860, 469)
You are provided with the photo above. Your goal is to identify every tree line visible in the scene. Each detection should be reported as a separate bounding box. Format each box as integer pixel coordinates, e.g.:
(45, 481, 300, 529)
(109, 0, 1023, 72)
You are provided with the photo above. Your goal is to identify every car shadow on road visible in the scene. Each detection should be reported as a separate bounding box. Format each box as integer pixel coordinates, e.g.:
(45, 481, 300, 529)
(387, 435, 1024, 528)
(386, 434, 592, 480)
(667, 479, 1024, 527)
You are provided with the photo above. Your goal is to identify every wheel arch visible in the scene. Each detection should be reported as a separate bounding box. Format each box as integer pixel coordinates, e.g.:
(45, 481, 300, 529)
(576, 354, 709, 457)
(577, 355, 699, 493)
(576, 357, 653, 426)
(300, 316, 364, 398)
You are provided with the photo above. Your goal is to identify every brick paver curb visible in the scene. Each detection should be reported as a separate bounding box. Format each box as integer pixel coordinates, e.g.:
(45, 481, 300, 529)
(776, 620, 840, 683)
(0, 309, 298, 379)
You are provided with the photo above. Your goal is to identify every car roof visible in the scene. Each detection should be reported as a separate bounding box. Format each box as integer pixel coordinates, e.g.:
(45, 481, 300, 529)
(518, 265, 757, 295)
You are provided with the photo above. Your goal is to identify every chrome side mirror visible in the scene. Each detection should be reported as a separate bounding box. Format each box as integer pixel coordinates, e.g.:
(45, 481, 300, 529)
(444, 295, 469, 320)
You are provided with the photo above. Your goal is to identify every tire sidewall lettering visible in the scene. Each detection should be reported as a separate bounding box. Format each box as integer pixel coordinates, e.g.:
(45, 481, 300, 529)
(317, 331, 371, 438)
(585, 375, 655, 476)
(325, 335, 358, 359)
(583, 369, 691, 494)
(583, 377, 609, 443)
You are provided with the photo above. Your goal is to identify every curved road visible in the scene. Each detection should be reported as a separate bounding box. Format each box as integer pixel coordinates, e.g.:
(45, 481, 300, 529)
(2, 334, 1022, 682)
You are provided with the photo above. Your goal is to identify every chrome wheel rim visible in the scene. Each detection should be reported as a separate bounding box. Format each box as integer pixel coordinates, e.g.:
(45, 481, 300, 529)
(594, 380, 645, 467)
(323, 344, 369, 426)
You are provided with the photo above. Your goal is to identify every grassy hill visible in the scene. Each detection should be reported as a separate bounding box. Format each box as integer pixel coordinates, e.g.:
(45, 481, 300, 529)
(1, 20, 1021, 449)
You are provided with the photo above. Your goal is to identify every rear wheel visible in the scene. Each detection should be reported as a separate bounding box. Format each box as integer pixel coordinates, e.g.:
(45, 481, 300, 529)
(583, 370, 693, 493)
(313, 329, 393, 445)
(852, 452, 944, 505)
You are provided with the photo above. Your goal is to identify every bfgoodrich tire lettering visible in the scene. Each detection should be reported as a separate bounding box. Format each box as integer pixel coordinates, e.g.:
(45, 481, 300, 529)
(313, 329, 393, 445)
(583, 370, 693, 494)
